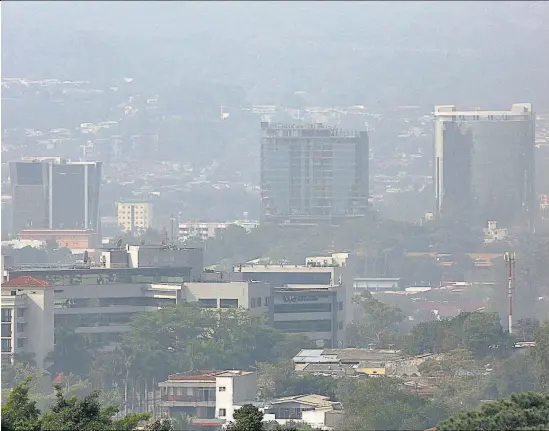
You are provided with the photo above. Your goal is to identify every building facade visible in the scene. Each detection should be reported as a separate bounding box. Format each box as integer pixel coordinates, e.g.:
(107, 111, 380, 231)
(117, 201, 154, 233)
(272, 285, 345, 348)
(158, 370, 257, 423)
(182, 281, 271, 317)
(260, 122, 369, 224)
(10, 158, 102, 233)
(1, 276, 55, 367)
(434, 104, 535, 228)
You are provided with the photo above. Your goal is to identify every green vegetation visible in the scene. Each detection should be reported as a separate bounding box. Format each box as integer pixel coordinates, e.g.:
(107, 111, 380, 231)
(346, 291, 405, 348)
(1, 377, 150, 431)
(404, 311, 511, 358)
(256, 360, 337, 400)
(437, 392, 549, 431)
(336, 377, 451, 431)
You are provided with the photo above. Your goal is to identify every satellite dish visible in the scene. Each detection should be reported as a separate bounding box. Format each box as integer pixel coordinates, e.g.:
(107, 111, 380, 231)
(315, 340, 325, 348)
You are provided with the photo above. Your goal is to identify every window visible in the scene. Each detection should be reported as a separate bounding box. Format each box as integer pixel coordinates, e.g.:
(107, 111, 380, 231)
(1, 324, 11, 338)
(198, 298, 218, 308)
(218, 408, 227, 417)
(256, 297, 262, 307)
(274, 303, 332, 313)
(220, 299, 239, 309)
(1, 309, 12, 323)
(273, 319, 332, 333)
(1, 339, 12, 353)
(17, 339, 26, 348)
(338, 321, 344, 330)
(338, 301, 344, 311)
(218, 386, 226, 392)
(250, 298, 256, 308)
(265, 296, 270, 306)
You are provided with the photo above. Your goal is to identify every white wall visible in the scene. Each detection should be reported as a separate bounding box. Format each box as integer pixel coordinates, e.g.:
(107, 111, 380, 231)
(26, 288, 55, 367)
(183, 282, 270, 314)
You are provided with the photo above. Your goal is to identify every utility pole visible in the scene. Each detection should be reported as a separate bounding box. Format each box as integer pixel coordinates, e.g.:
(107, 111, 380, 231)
(504, 252, 516, 334)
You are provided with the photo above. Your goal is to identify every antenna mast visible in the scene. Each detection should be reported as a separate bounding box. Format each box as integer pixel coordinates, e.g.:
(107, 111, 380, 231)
(504, 252, 516, 334)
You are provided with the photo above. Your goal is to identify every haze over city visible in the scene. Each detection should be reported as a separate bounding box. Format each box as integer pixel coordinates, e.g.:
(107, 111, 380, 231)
(1, 2, 549, 431)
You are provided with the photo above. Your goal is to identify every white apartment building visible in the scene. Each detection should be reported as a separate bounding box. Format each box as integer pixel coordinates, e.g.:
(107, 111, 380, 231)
(1, 276, 55, 367)
(117, 201, 154, 233)
(158, 370, 257, 423)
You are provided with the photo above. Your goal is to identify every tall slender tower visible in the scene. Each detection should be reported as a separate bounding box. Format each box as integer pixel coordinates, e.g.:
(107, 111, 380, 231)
(434, 104, 535, 229)
(504, 252, 516, 334)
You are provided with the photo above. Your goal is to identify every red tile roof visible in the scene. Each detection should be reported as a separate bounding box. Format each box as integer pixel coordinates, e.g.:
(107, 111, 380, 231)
(1, 276, 52, 288)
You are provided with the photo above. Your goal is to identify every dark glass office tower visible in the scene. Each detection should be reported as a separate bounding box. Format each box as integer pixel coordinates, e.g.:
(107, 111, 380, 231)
(434, 104, 535, 228)
(10, 158, 102, 233)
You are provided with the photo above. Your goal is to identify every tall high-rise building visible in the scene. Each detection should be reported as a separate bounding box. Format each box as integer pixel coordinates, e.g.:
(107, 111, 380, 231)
(260, 122, 369, 224)
(10, 158, 102, 233)
(434, 104, 535, 227)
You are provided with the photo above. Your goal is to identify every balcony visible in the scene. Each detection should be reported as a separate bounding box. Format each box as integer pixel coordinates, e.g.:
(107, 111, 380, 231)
(160, 395, 215, 407)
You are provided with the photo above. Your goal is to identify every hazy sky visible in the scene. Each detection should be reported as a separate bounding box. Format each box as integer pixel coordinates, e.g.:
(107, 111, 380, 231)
(2, 1, 549, 108)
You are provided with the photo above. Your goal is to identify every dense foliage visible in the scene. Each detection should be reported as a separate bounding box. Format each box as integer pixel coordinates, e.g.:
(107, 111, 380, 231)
(437, 392, 549, 431)
(1, 378, 150, 431)
(336, 377, 451, 431)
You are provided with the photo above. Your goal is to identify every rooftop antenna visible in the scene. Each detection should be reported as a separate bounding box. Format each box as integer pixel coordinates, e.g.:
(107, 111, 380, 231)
(504, 252, 516, 334)
(170, 213, 176, 247)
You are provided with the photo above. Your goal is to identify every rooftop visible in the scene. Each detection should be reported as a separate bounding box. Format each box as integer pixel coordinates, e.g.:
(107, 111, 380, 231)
(165, 370, 253, 382)
(293, 348, 404, 364)
(2, 276, 52, 289)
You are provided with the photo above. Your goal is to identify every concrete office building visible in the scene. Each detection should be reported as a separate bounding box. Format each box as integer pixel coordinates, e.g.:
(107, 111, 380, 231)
(272, 284, 345, 348)
(434, 104, 535, 227)
(234, 253, 353, 346)
(1, 276, 55, 367)
(10, 158, 102, 233)
(260, 122, 369, 224)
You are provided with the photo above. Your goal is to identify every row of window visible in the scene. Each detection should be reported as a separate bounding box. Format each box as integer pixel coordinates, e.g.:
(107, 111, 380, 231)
(250, 296, 270, 308)
(198, 298, 239, 309)
(273, 319, 332, 333)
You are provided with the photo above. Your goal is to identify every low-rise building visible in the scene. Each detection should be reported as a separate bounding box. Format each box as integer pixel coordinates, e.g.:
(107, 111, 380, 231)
(292, 348, 432, 377)
(158, 370, 257, 423)
(483, 220, 508, 244)
(18, 229, 100, 250)
(1, 276, 55, 367)
(353, 277, 401, 293)
(263, 394, 344, 428)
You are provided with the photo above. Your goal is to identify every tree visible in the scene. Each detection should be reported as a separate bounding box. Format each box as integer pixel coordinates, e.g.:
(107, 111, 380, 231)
(461, 311, 508, 358)
(2, 378, 150, 431)
(1, 377, 41, 431)
(40, 384, 149, 431)
(336, 377, 451, 431)
(111, 302, 310, 388)
(531, 321, 549, 392)
(404, 312, 510, 359)
(347, 291, 405, 348)
(437, 392, 549, 431)
(227, 404, 264, 431)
